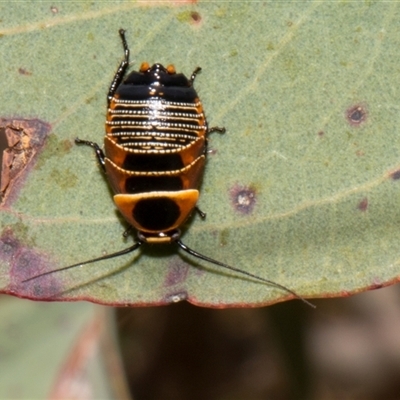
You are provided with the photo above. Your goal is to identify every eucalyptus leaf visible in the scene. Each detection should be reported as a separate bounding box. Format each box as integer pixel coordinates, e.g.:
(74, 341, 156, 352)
(1, 1, 400, 307)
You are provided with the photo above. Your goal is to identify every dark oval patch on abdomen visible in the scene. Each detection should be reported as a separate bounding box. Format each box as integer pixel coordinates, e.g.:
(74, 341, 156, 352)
(133, 197, 180, 231)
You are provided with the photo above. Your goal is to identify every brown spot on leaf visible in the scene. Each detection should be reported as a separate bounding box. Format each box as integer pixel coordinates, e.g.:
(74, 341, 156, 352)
(50, 5, 59, 14)
(390, 169, 400, 180)
(346, 104, 367, 126)
(164, 260, 189, 286)
(18, 68, 32, 76)
(318, 131, 324, 137)
(230, 185, 257, 215)
(0, 228, 62, 299)
(190, 11, 202, 24)
(219, 228, 229, 247)
(357, 197, 368, 212)
(0, 118, 50, 206)
(369, 282, 383, 290)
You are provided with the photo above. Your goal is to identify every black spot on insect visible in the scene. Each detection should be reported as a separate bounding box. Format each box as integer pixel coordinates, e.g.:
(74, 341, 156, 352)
(230, 185, 257, 215)
(122, 153, 184, 172)
(125, 175, 183, 194)
(346, 104, 367, 126)
(357, 197, 368, 212)
(133, 197, 181, 231)
(390, 170, 400, 180)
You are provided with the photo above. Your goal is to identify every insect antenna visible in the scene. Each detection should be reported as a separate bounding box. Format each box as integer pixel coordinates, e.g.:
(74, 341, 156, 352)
(176, 240, 315, 308)
(22, 241, 143, 283)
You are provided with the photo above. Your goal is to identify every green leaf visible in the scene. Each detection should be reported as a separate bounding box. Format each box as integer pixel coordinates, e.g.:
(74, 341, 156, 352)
(1, 1, 400, 307)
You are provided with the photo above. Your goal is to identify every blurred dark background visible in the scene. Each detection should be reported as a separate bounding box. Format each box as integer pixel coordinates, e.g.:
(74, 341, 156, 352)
(117, 285, 400, 400)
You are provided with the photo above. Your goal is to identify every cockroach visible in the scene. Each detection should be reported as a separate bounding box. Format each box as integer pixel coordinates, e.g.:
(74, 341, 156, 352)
(24, 29, 314, 308)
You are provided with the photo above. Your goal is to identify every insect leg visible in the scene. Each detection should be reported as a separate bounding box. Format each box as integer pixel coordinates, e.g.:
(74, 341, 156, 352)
(122, 226, 134, 238)
(208, 126, 226, 134)
(107, 28, 130, 105)
(75, 138, 106, 172)
(189, 67, 202, 85)
(195, 207, 206, 219)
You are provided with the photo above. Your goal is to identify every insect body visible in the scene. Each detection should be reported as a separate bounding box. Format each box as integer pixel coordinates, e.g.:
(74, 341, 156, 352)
(24, 29, 314, 308)
(104, 63, 213, 243)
